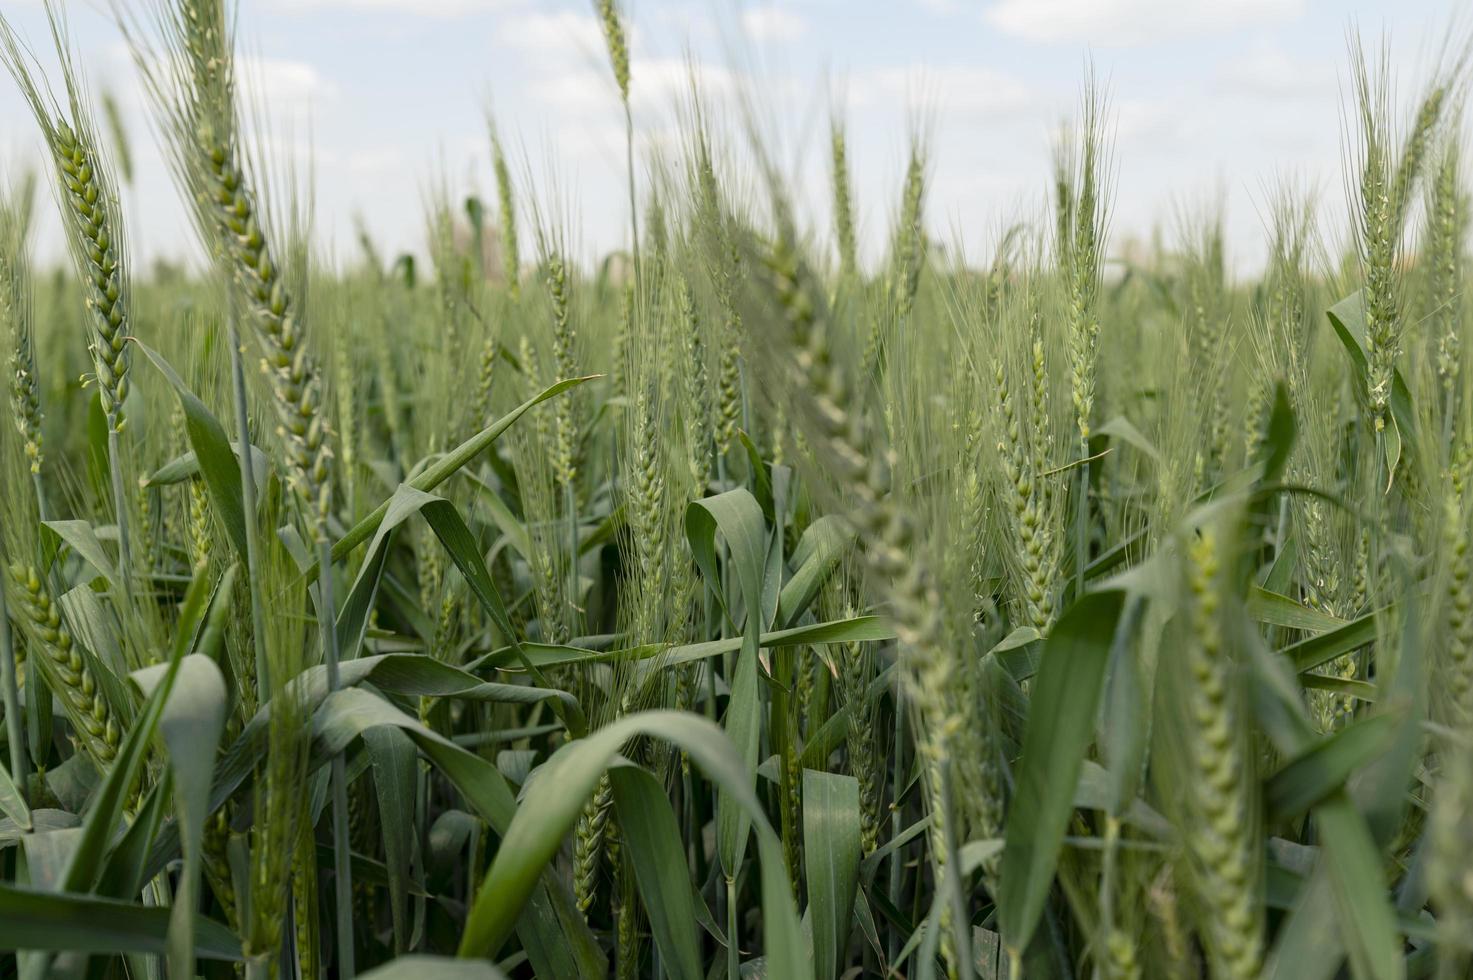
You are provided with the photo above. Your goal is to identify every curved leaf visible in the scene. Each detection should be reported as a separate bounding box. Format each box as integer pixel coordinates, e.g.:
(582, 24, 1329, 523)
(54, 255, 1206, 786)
(41, 520, 115, 586)
(326, 375, 599, 570)
(59, 570, 216, 899)
(1265, 709, 1402, 824)
(458, 710, 804, 980)
(359, 956, 508, 980)
(312, 688, 606, 980)
(776, 515, 853, 628)
(133, 648, 228, 977)
(144, 653, 581, 882)
(142, 444, 269, 489)
(131, 341, 252, 562)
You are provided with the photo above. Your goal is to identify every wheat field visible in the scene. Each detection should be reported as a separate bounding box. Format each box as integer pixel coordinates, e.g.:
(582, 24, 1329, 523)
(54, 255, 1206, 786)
(1, 2, 1471, 978)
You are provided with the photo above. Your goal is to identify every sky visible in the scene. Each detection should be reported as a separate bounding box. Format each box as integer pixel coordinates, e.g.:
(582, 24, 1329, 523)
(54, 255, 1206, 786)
(0, 0, 1468, 275)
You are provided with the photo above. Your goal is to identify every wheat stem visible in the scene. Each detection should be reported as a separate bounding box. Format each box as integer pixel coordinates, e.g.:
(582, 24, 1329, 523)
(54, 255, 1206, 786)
(228, 314, 273, 700)
(0, 583, 25, 806)
(316, 535, 355, 978)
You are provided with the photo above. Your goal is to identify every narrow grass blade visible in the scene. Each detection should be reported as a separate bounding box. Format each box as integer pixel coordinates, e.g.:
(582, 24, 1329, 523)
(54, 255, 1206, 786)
(1264, 709, 1402, 824)
(998, 589, 1124, 958)
(687, 490, 774, 876)
(0, 884, 241, 960)
(470, 615, 892, 673)
(803, 769, 861, 980)
(367, 726, 418, 954)
(609, 765, 703, 980)
(326, 376, 599, 570)
(358, 956, 508, 980)
(311, 687, 605, 978)
(1285, 608, 1385, 673)
(458, 710, 803, 978)
(0, 760, 28, 831)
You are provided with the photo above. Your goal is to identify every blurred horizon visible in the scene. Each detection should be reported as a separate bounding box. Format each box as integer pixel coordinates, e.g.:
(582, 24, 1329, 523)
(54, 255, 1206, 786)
(1, 0, 1467, 277)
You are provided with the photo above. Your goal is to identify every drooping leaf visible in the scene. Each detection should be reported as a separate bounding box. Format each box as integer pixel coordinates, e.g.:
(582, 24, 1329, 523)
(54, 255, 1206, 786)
(311, 688, 606, 979)
(380, 484, 588, 736)
(58, 570, 216, 900)
(41, 520, 115, 586)
(458, 710, 803, 980)
(132, 341, 253, 563)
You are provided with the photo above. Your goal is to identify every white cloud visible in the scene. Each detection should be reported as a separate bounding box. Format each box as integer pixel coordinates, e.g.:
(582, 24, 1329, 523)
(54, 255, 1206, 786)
(496, 9, 749, 122)
(238, 57, 337, 107)
(1217, 42, 1335, 100)
(984, 0, 1307, 46)
(272, 0, 524, 16)
(853, 66, 1033, 117)
(545, 119, 629, 159)
(494, 10, 622, 115)
(532, 58, 737, 118)
(344, 147, 408, 178)
(93, 45, 330, 129)
(630, 58, 737, 107)
(741, 7, 809, 43)
(532, 67, 621, 113)
(651, 7, 718, 41)
(494, 8, 737, 120)
(1111, 96, 1199, 150)
(498, 11, 608, 63)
